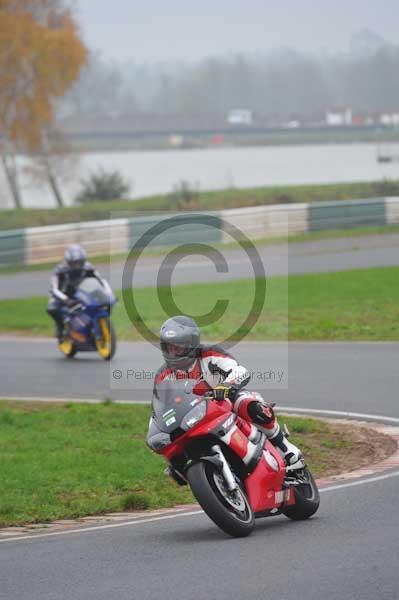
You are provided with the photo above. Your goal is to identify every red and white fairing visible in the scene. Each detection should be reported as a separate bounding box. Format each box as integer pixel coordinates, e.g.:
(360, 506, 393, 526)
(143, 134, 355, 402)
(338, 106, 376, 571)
(157, 396, 295, 516)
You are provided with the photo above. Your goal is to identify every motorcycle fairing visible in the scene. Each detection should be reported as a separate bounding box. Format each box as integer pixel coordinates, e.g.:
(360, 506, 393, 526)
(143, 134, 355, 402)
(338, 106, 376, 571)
(61, 278, 114, 352)
(161, 405, 233, 461)
(152, 378, 297, 515)
(244, 444, 289, 513)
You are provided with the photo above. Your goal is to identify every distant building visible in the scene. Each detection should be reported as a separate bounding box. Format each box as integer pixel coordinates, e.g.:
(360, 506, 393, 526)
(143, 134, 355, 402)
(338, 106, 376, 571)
(168, 134, 184, 147)
(283, 120, 301, 129)
(352, 114, 363, 126)
(227, 109, 253, 126)
(380, 113, 399, 126)
(325, 107, 353, 126)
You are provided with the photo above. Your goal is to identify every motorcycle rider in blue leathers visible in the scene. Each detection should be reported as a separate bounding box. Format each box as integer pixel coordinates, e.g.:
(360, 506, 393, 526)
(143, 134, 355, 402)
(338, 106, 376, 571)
(46, 244, 111, 341)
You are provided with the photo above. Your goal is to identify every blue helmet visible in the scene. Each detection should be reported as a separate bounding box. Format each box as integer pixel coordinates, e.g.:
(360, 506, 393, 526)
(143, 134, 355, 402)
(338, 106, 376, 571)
(64, 244, 86, 273)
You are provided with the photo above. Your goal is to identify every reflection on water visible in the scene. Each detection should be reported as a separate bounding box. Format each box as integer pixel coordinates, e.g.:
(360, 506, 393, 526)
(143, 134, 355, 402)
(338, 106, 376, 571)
(2, 143, 399, 209)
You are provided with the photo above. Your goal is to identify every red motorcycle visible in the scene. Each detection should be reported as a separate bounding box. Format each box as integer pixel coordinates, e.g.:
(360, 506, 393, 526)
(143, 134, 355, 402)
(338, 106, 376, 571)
(147, 379, 320, 537)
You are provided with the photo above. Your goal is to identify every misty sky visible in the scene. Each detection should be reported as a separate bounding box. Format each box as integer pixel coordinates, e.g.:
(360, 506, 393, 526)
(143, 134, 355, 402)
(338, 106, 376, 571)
(77, 0, 399, 63)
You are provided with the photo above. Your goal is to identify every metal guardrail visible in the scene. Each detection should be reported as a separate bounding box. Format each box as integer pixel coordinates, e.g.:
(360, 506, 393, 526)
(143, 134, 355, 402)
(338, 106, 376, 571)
(0, 197, 397, 268)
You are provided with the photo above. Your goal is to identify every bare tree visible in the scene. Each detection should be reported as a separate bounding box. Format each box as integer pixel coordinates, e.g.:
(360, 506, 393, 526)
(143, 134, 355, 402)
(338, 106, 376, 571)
(24, 128, 80, 208)
(0, 0, 87, 208)
(1, 149, 22, 208)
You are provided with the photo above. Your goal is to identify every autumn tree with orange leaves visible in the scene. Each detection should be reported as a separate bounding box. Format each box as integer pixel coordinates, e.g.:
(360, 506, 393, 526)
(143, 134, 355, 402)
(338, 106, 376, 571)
(0, 0, 87, 207)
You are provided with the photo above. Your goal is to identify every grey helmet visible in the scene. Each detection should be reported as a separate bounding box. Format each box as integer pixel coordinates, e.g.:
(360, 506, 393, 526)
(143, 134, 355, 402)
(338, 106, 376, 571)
(160, 316, 200, 369)
(64, 244, 86, 274)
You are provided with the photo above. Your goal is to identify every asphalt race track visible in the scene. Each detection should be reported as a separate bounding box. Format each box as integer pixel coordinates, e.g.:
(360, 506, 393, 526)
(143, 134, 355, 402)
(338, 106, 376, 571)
(1, 472, 398, 600)
(1, 233, 399, 599)
(1, 232, 399, 299)
(1, 338, 399, 419)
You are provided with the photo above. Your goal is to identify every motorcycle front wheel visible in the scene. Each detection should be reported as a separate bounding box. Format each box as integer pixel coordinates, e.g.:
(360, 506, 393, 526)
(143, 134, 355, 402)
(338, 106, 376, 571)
(58, 337, 77, 359)
(95, 318, 117, 361)
(187, 461, 254, 538)
(282, 466, 320, 520)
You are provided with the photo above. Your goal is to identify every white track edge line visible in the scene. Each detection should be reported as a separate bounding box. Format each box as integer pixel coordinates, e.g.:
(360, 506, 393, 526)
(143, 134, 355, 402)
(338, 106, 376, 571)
(0, 510, 203, 544)
(277, 406, 399, 424)
(320, 470, 399, 493)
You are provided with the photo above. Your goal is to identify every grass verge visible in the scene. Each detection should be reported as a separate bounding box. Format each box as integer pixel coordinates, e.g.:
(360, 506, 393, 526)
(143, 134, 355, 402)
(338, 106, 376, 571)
(1, 266, 399, 341)
(0, 401, 392, 527)
(1, 179, 398, 230)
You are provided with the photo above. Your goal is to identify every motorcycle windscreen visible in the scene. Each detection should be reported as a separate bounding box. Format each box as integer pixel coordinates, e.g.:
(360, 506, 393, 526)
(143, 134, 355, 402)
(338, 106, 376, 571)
(77, 278, 111, 305)
(153, 378, 205, 435)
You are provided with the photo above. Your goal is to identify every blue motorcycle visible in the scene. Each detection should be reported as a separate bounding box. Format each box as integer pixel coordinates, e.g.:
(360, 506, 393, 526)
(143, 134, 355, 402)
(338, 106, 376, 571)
(59, 277, 117, 361)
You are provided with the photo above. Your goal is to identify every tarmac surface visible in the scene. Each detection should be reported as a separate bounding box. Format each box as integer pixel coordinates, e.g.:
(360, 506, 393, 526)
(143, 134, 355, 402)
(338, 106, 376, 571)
(0, 474, 398, 600)
(1, 232, 399, 299)
(1, 338, 398, 416)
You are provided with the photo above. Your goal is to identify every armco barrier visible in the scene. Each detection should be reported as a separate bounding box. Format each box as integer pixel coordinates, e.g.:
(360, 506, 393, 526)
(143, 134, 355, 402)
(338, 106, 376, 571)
(1, 197, 399, 268)
(385, 197, 399, 224)
(25, 218, 129, 265)
(0, 228, 25, 265)
(127, 212, 223, 249)
(308, 198, 386, 231)
(221, 204, 308, 243)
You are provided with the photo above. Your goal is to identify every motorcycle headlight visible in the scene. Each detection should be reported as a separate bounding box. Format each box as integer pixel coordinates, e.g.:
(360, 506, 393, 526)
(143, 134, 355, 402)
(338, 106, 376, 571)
(181, 401, 207, 430)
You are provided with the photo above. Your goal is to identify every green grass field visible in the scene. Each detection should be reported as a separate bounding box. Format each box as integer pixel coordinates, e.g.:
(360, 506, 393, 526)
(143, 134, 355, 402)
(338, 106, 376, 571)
(1, 266, 398, 341)
(0, 401, 352, 527)
(1, 179, 398, 230)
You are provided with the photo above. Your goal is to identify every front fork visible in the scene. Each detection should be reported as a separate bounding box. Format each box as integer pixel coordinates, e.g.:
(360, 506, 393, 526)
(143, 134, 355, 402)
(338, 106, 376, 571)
(168, 446, 238, 492)
(205, 445, 238, 492)
(92, 312, 109, 339)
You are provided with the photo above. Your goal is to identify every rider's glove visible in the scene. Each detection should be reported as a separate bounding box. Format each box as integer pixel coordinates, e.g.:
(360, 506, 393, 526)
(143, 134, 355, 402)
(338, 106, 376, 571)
(213, 384, 233, 401)
(65, 297, 77, 307)
(248, 401, 275, 425)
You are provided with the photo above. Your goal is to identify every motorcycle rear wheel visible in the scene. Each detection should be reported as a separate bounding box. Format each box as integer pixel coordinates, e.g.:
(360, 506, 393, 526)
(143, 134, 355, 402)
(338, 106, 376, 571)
(187, 461, 254, 538)
(282, 466, 320, 520)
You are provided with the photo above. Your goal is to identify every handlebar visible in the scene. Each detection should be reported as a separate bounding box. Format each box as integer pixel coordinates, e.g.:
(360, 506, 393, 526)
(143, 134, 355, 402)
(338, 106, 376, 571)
(203, 390, 227, 402)
(68, 302, 83, 313)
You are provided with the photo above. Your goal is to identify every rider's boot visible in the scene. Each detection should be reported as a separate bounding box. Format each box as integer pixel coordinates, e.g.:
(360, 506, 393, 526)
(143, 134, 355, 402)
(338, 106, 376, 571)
(55, 321, 64, 342)
(268, 425, 303, 467)
(48, 308, 64, 342)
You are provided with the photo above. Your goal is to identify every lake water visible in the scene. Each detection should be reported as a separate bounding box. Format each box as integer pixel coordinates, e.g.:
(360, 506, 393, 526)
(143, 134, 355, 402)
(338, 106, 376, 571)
(2, 143, 399, 209)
